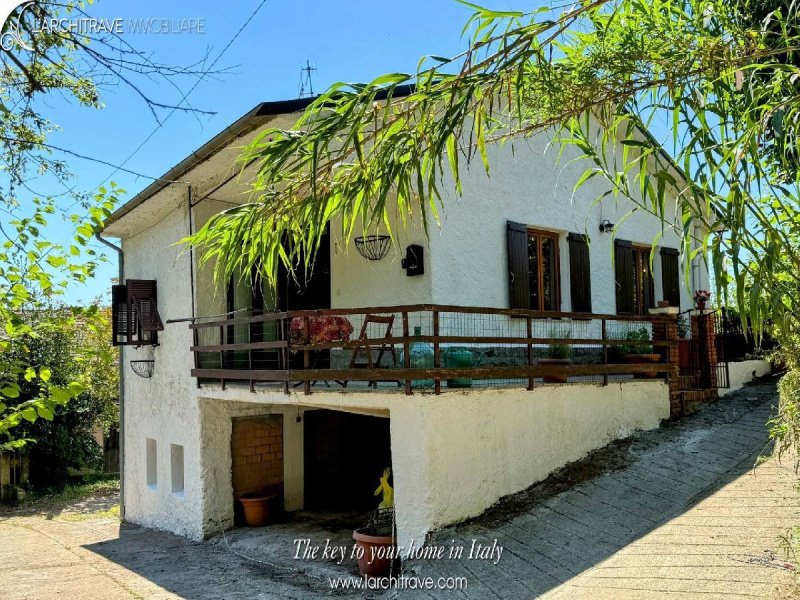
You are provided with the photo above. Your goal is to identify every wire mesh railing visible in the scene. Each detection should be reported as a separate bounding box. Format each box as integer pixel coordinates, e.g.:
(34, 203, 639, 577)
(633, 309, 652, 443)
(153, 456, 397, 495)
(189, 304, 674, 394)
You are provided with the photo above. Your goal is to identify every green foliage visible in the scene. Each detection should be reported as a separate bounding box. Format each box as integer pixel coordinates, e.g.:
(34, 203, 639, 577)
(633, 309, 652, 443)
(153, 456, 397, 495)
(546, 327, 572, 360)
(14, 473, 119, 511)
(0, 308, 117, 484)
(677, 315, 690, 339)
(616, 327, 653, 356)
(771, 369, 800, 472)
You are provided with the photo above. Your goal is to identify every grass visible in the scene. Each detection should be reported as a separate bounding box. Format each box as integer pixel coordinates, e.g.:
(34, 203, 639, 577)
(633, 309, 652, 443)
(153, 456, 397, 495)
(5, 473, 120, 514)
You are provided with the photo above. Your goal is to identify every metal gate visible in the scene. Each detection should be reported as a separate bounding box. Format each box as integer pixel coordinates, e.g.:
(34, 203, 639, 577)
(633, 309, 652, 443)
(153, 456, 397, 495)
(678, 309, 729, 390)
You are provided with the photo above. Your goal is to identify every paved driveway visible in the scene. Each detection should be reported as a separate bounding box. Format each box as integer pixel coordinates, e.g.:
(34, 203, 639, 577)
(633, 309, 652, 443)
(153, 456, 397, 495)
(0, 379, 797, 599)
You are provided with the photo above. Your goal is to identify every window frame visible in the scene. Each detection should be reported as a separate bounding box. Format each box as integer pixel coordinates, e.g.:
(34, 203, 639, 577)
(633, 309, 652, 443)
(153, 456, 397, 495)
(631, 244, 656, 316)
(526, 227, 561, 312)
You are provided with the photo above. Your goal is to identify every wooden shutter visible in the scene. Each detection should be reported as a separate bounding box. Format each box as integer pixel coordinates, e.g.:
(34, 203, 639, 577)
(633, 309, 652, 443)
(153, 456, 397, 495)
(507, 221, 530, 309)
(568, 233, 592, 313)
(111, 284, 130, 346)
(661, 247, 680, 307)
(127, 280, 164, 345)
(615, 240, 635, 314)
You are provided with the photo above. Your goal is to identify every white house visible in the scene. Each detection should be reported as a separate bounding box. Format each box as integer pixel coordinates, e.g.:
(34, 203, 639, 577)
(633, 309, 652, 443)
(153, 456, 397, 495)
(100, 90, 714, 552)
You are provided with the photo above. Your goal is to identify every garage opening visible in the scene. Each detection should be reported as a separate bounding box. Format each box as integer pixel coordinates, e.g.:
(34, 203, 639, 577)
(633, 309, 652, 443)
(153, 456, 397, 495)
(230, 415, 284, 526)
(304, 410, 391, 512)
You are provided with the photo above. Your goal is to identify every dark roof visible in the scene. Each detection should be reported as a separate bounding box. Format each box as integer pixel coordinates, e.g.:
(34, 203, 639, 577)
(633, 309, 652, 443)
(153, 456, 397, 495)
(101, 85, 417, 231)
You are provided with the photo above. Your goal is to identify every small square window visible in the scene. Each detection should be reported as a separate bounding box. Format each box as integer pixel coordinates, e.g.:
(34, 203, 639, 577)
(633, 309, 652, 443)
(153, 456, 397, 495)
(146, 438, 157, 489)
(170, 444, 184, 496)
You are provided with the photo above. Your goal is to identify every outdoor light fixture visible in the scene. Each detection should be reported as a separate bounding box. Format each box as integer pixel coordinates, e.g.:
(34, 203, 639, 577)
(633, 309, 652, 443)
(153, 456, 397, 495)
(599, 219, 614, 233)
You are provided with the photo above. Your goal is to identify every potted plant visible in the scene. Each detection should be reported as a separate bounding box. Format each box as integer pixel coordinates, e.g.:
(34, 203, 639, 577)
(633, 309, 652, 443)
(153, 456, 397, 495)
(695, 289, 711, 310)
(352, 468, 397, 577)
(540, 328, 572, 383)
(619, 327, 661, 379)
(239, 489, 278, 527)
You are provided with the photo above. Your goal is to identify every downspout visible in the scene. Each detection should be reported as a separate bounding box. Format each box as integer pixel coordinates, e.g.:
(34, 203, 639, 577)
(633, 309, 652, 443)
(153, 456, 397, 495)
(95, 233, 125, 520)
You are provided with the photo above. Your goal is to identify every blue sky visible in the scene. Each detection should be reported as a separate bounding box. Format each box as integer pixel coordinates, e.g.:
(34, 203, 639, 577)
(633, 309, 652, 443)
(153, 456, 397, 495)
(24, 0, 544, 303)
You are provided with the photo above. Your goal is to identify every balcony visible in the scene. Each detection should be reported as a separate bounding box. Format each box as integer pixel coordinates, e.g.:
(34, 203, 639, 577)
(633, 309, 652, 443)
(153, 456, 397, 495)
(189, 304, 676, 394)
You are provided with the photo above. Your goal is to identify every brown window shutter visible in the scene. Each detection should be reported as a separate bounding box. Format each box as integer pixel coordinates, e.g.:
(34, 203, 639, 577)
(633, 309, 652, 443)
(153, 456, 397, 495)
(127, 280, 164, 345)
(507, 221, 531, 309)
(111, 284, 130, 346)
(615, 240, 635, 314)
(660, 247, 680, 307)
(568, 233, 592, 313)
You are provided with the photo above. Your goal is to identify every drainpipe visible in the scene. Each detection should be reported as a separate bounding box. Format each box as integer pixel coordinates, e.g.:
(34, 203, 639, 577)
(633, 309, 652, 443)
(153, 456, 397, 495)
(96, 233, 125, 520)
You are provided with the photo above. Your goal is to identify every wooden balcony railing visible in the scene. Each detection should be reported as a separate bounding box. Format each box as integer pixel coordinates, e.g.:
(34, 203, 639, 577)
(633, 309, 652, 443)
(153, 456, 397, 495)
(188, 304, 677, 395)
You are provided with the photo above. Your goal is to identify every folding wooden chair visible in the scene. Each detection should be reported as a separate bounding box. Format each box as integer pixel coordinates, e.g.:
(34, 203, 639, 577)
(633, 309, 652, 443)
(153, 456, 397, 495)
(343, 315, 398, 388)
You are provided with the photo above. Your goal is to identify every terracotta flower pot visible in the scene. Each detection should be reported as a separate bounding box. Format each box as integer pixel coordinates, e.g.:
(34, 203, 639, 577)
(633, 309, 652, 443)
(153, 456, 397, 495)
(626, 353, 661, 379)
(239, 492, 276, 527)
(539, 358, 571, 383)
(352, 528, 395, 577)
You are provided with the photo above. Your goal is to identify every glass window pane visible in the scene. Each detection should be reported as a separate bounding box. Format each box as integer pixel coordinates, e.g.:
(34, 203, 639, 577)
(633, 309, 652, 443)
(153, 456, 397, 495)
(541, 237, 554, 311)
(528, 235, 539, 310)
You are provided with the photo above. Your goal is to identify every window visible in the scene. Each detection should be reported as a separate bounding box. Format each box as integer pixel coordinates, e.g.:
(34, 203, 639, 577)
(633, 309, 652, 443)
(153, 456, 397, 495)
(112, 280, 164, 346)
(615, 240, 655, 315)
(660, 248, 680, 307)
(170, 444, 184, 495)
(568, 233, 592, 313)
(146, 438, 157, 489)
(507, 221, 561, 311)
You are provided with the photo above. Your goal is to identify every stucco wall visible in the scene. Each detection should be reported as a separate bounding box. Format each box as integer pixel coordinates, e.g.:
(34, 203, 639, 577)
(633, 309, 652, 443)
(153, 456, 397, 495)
(198, 400, 304, 537)
(330, 212, 432, 309)
(428, 131, 699, 313)
(719, 360, 771, 397)
(389, 381, 670, 551)
(120, 199, 203, 538)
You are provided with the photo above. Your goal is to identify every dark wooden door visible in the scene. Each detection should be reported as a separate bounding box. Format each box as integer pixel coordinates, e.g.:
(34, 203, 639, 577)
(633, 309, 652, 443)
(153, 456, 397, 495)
(303, 410, 391, 511)
(278, 227, 331, 312)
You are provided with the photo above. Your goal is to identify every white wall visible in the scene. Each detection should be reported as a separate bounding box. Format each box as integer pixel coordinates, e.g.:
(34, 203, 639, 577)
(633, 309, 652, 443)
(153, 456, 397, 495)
(120, 198, 204, 539)
(330, 210, 432, 309)
(719, 360, 771, 397)
(428, 132, 696, 313)
(390, 380, 670, 551)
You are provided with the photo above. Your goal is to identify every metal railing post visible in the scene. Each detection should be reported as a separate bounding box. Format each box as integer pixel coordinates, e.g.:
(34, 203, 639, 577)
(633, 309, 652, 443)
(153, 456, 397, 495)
(601, 318, 609, 386)
(433, 310, 441, 395)
(402, 311, 412, 395)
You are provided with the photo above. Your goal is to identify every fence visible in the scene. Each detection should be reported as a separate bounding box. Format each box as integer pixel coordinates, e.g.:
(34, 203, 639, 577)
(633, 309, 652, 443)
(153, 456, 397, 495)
(189, 304, 676, 394)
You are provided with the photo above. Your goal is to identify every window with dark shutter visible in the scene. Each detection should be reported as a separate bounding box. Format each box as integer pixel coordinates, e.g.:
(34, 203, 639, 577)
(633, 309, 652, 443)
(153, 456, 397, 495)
(568, 232, 592, 313)
(660, 247, 680, 307)
(111, 284, 130, 346)
(111, 280, 164, 346)
(615, 240, 635, 314)
(615, 240, 656, 315)
(507, 221, 530, 309)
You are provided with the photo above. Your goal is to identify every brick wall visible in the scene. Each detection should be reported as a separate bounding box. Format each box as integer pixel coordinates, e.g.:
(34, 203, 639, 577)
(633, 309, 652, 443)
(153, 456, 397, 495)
(230, 416, 284, 500)
(650, 311, 681, 418)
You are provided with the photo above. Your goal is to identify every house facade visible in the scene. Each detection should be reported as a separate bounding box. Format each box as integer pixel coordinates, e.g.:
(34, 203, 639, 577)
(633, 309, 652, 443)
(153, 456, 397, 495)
(101, 95, 712, 551)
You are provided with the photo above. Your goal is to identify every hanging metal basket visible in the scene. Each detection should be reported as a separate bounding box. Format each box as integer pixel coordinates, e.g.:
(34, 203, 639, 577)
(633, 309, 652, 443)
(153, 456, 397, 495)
(130, 360, 155, 378)
(354, 235, 391, 261)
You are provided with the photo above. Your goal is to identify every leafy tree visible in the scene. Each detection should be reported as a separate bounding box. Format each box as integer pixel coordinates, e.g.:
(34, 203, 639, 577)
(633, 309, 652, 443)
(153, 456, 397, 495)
(3, 306, 117, 487)
(0, 1, 213, 447)
(185, 0, 800, 340)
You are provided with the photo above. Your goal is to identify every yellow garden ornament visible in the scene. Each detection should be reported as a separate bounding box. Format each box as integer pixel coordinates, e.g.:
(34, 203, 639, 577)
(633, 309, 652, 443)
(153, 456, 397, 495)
(374, 467, 393, 509)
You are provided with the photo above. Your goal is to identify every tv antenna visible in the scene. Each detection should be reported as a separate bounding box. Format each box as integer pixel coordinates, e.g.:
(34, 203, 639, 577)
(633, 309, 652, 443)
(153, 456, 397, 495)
(298, 59, 317, 98)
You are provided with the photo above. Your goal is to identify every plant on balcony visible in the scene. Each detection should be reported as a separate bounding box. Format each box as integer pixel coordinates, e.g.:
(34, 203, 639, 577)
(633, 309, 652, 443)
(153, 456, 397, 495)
(352, 467, 397, 577)
(619, 327, 660, 379)
(678, 315, 690, 339)
(540, 328, 572, 384)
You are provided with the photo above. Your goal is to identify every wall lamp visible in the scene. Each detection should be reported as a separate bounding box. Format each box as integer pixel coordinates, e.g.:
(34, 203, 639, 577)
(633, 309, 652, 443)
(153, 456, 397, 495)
(599, 219, 615, 233)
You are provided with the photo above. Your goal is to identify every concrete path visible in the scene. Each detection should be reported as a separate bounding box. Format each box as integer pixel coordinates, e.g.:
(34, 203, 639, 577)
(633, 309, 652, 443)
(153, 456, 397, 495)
(0, 379, 797, 599)
(408, 378, 799, 599)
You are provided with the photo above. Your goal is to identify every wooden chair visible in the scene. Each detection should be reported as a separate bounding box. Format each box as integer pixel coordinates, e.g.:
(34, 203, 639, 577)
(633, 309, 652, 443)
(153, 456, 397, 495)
(344, 315, 398, 388)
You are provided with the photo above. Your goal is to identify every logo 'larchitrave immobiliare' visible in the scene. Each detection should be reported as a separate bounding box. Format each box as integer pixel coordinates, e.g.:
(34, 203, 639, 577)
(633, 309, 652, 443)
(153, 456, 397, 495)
(1, 1, 34, 52)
